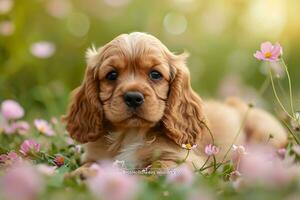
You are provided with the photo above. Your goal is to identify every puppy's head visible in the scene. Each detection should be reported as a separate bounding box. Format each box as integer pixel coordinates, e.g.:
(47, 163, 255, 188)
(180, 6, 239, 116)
(63, 32, 205, 145)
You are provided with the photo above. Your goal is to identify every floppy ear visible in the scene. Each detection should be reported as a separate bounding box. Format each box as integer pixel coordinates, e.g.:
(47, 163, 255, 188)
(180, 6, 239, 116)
(63, 47, 105, 143)
(162, 53, 205, 146)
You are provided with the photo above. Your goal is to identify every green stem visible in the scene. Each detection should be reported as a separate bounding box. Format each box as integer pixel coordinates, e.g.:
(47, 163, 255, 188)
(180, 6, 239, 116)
(212, 155, 217, 172)
(269, 69, 294, 119)
(281, 119, 300, 144)
(281, 59, 296, 118)
(198, 160, 230, 172)
(258, 76, 270, 96)
(181, 150, 190, 163)
(196, 156, 211, 172)
(201, 121, 215, 145)
(217, 106, 251, 169)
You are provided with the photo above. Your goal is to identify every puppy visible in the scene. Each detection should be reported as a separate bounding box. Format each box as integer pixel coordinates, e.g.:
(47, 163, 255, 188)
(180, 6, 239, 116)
(63, 32, 287, 173)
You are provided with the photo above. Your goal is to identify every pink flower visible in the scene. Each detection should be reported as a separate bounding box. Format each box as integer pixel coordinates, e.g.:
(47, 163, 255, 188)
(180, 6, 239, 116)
(277, 148, 287, 159)
(34, 119, 55, 136)
(3, 123, 17, 134)
(239, 145, 293, 187)
(166, 164, 194, 185)
(30, 41, 55, 58)
(15, 121, 30, 135)
(1, 121, 30, 135)
(54, 155, 65, 167)
(204, 144, 219, 156)
(20, 139, 41, 155)
(254, 41, 282, 62)
(51, 117, 58, 124)
(232, 145, 247, 155)
(87, 162, 138, 200)
(0, 151, 22, 166)
(0, 21, 14, 36)
(1, 100, 24, 120)
(65, 137, 74, 145)
(231, 144, 247, 170)
(0, 163, 43, 200)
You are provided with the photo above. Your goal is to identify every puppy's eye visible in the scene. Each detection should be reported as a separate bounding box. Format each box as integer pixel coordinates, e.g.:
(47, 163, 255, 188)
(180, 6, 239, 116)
(106, 70, 118, 81)
(149, 70, 162, 80)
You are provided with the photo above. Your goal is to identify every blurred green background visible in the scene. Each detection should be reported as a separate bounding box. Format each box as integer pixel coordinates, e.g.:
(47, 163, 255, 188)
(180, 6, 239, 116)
(1, 0, 300, 119)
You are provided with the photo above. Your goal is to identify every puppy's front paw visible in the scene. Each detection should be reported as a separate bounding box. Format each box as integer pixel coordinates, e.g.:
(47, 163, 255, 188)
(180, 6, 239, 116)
(65, 163, 98, 180)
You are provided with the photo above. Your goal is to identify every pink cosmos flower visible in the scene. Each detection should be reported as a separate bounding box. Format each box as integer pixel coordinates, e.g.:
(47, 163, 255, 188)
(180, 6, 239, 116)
(166, 164, 194, 185)
(87, 162, 138, 200)
(1, 100, 24, 120)
(0, 163, 43, 200)
(34, 119, 55, 136)
(30, 41, 55, 58)
(20, 139, 41, 156)
(254, 41, 282, 62)
(204, 144, 219, 156)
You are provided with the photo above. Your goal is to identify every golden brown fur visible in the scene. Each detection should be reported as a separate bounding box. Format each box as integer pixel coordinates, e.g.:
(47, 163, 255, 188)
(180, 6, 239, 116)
(63, 32, 287, 172)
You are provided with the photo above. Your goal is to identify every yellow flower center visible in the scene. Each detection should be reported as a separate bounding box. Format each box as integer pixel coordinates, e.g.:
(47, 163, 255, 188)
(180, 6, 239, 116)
(264, 52, 272, 58)
(39, 125, 46, 133)
(185, 144, 192, 149)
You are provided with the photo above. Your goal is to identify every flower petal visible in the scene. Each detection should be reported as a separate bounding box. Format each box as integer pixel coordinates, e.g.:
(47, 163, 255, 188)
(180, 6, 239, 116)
(260, 42, 273, 53)
(271, 43, 282, 58)
(254, 51, 264, 60)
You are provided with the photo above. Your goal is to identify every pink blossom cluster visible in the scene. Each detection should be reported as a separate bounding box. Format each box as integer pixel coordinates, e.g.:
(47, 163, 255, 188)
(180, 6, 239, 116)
(87, 162, 139, 200)
(0, 99, 56, 136)
(0, 100, 30, 135)
(230, 144, 300, 190)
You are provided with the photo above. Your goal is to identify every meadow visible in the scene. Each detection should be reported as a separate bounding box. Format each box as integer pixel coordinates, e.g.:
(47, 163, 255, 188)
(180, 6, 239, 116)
(1, 0, 300, 200)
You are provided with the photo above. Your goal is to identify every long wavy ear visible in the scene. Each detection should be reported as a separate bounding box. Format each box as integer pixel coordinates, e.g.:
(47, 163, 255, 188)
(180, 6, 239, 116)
(162, 53, 205, 146)
(63, 47, 105, 143)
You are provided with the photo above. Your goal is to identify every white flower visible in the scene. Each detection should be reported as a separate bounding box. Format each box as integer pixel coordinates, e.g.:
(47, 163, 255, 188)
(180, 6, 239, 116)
(113, 160, 126, 168)
(291, 111, 300, 130)
(34, 119, 55, 136)
(232, 145, 247, 155)
(181, 143, 197, 150)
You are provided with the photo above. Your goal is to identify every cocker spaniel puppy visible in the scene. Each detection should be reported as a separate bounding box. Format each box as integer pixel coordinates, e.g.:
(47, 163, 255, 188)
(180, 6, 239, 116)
(63, 32, 287, 173)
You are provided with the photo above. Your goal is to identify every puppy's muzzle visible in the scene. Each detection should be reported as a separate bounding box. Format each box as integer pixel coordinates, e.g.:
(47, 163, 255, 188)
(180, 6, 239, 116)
(123, 91, 144, 108)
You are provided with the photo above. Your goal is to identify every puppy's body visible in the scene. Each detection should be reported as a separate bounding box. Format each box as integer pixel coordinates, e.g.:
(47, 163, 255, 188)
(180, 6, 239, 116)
(63, 32, 287, 171)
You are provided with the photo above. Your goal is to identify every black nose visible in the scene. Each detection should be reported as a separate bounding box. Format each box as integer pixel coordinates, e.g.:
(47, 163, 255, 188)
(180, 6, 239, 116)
(123, 91, 144, 108)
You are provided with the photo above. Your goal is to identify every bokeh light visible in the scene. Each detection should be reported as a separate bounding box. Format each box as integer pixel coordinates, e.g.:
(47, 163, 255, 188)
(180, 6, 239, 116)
(163, 12, 188, 35)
